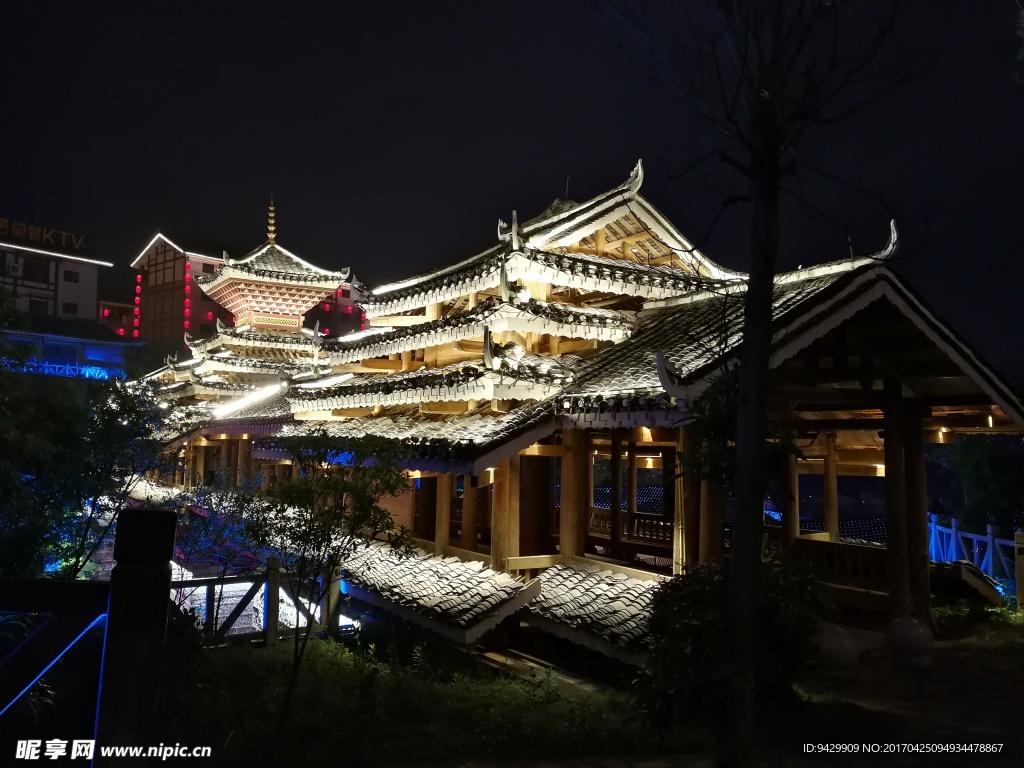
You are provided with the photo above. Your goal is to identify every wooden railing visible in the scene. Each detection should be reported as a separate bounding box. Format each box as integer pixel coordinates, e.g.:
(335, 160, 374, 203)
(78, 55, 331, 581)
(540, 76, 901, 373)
(588, 508, 672, 547)
(170, 559, 332, 646)
(791, 536, 889, 591)
(928, 514, 1018, 581)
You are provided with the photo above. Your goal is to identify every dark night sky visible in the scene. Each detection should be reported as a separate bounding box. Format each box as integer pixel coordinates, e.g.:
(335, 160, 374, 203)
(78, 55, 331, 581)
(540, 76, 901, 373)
(3, 2, 1023, 378)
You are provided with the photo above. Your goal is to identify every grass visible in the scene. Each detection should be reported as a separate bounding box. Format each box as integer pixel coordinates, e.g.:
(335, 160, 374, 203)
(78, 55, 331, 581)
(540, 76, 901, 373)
(932, 599, 1024, 642)
(157, 634, 709, 766)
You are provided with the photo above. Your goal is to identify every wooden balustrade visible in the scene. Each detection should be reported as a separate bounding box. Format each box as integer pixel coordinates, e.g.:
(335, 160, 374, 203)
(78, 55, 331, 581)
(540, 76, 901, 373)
(791, 537, 889, 591)
(588, 508, 672, 547)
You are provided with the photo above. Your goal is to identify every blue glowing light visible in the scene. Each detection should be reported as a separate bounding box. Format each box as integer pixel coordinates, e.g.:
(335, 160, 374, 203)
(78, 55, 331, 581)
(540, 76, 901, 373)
(3, 359, 124, 380)
(0, 613, 107, 719)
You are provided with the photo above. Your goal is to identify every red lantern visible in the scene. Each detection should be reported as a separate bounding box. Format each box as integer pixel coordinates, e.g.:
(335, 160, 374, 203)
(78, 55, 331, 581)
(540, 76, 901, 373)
(133, 307, 140, 315)
(184, 308, 190, 317)
(184, 298, 190, 307)
(323, 328, 330, 335)
(346, 306, 353, 314)
(133, 330, 139, 338)
(135, 286, 141, 294)
(184, 286, 191, 294)
(134, 297, 140, 305)
(184, 273, 191, 283)
(133, 319, 139, 326)
(183, 320, 190, 329)
(136, 274, 142, 283)
(206, 311, 214, 320)
(185, 262, 192, 271)
(323, 303, 330, 311)
(118, 328, 125, 336)
(103, 308, 110, 317)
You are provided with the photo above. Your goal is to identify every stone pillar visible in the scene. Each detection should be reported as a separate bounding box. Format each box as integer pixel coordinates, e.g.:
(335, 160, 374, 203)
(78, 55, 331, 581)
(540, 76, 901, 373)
(96, 507, 177, 748)
(434, 474, 453, 555)
(884, 377, 911, 619)
(781, 452, 800, 544)
(903, 400, 930, 622)
(824, 432, 839, 542)
(461, 476, 478, 551)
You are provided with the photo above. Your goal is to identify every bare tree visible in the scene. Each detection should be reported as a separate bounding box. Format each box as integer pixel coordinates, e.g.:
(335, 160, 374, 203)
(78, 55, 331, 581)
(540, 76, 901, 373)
(597, 1, 921, 761)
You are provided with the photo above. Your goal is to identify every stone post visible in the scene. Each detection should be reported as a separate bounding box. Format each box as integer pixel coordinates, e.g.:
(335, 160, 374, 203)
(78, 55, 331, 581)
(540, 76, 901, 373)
(95, 506, 177, 750)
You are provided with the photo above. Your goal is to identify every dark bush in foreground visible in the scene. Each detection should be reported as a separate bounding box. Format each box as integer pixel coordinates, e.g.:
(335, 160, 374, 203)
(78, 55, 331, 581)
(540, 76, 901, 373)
(638, 561, 819, 730)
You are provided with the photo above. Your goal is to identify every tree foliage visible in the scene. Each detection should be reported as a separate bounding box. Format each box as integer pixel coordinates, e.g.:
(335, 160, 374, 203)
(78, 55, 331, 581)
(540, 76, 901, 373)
(0, 287, 171, 578)
(241, 430, 413, 728)
(935, 434, 1024, 535)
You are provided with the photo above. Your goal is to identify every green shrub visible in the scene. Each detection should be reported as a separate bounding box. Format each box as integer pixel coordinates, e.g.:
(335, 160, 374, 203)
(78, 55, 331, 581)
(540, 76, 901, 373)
(638, 560, 819, 730)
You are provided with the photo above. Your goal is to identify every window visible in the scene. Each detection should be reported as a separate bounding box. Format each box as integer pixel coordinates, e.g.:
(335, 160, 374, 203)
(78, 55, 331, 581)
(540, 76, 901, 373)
(202, 263, 216, 274)
(28, 298, 48, 315)
(340, 288, 350, 298)
(63, 269, 80, 283)
(23, 258, 49, 283)
(61, 302, 79, 315)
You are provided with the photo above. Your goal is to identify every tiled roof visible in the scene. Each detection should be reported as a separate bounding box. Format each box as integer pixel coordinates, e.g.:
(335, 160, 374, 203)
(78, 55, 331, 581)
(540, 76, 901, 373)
(560, 271, 855, 412)
(268, 398, 554, 468)
(341, 541, 530, 627)
(289, 354, 579, 411)
(196, 242, 349, 285)
(528, 562, 658, 649)
(324, 297, 634, 363)
(187, 327, 323, 353)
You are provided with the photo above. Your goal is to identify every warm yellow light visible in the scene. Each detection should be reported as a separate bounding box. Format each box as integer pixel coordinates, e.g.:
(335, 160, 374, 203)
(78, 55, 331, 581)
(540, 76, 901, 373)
(987, 415, 994, 428)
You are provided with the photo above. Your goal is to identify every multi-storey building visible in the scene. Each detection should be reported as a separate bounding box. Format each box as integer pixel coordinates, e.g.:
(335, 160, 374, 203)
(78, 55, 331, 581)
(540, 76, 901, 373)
(143, 162, 1024, 659)
(1, 238, 111, 321)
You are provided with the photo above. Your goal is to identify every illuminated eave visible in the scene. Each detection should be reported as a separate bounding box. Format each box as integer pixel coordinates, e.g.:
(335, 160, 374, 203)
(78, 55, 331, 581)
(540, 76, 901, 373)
(1, 240, 114, 268)
(130, 233, 223, 268)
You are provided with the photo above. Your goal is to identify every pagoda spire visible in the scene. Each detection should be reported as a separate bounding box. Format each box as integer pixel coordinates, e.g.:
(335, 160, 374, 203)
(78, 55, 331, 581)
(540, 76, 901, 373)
(267, 197, 277, 243)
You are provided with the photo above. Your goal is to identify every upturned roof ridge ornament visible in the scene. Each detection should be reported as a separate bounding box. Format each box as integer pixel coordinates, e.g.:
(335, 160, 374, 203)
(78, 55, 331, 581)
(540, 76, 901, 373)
(216, 317, 227, 334)
(483, 327, 499, 370)
(267, 197, 277, 243)
(870, 219, 899, 261)
(496, 210, 522, 251)
(656, 349, 687, 402)
(496, 256, 529, 304)
(621, 158, 644, 195)
(164, 351, 178, 367)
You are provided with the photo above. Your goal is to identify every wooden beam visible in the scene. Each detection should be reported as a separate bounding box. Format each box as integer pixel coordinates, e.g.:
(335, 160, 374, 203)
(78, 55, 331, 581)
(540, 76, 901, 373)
(490, 399, 513, 414)
(337, 358, 403, 373)
(434, 474, 453, 555)
(368, 314, 428, 327)
(332, 407, 374, 418)
(519, 444, 567, 457)
(798, 461, 884, 477)
(419, 401, 470, 415)
(456, 339, 485, 353)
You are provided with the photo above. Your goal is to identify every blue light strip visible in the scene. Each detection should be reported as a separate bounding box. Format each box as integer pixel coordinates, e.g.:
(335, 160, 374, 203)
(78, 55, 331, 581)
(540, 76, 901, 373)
(0, 613, 108, 719)
(1, 359, 125, 380)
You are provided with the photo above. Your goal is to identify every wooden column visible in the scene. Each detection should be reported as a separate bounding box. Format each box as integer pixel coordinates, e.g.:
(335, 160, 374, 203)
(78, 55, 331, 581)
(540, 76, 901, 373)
(560, 429, 587, 559)
(194, 444, 206, 489)
(610, 432, 623, 555)
(626, 442, 638, 541)
(490, 456, 521, 571)
(415, 476, 437, 541)
(824, 432, 839, 542)
(884, 377, 911, 619)
(235, 439, 247, 486)
(681, 429, 700, 567)
(699, 478, 722, 563)
(903, 400, 930, 622)
(519, 456, 550, 555)
(434, 474, 453, 555)
(460, 476, 478, 551)
(781, 453, 800, 544)
(401, 350, 413, 371)
(667, 435, 684, 575)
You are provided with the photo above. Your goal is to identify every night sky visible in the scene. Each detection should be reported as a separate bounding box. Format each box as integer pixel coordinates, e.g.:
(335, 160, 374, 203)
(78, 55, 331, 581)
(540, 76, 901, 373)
(3, 2, 1023, 378)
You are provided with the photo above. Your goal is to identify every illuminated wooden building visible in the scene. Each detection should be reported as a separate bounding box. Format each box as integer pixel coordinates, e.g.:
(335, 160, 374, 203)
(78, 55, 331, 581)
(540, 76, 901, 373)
(144, 163, 1024, 659)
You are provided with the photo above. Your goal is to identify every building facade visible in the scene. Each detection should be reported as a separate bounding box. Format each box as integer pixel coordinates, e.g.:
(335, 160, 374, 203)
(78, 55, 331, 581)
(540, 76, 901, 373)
(1, 239, 111, 321)
(141, 162, 1024, 659)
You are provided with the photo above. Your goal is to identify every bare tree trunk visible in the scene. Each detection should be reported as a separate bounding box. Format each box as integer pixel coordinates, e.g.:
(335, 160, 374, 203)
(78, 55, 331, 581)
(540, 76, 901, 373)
(729, 97, 781, 765)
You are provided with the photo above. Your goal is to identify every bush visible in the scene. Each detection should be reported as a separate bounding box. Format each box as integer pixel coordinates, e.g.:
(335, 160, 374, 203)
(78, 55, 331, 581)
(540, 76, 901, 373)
(638, 560, 819, 730)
